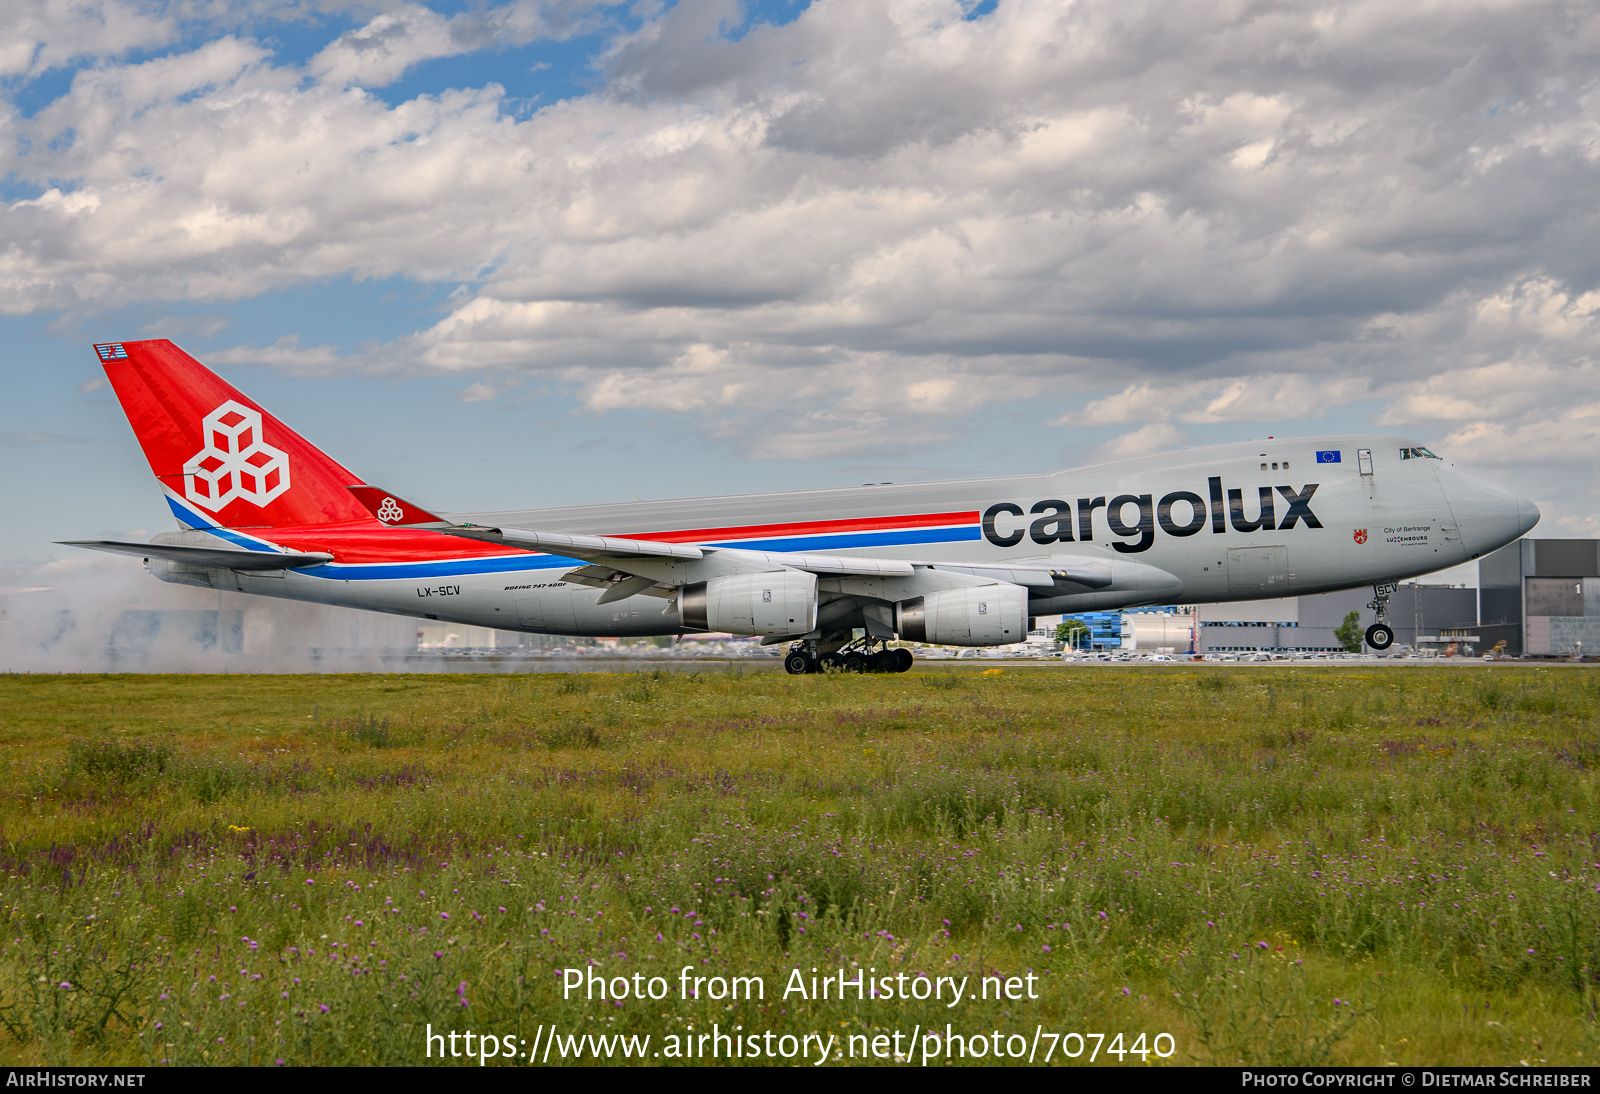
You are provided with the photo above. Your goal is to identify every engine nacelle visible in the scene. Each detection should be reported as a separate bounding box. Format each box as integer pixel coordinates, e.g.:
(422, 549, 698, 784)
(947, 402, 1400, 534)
(144, 558, 216, 589)
(896, 584, 1027, 646)
(680, 570, 818, 636)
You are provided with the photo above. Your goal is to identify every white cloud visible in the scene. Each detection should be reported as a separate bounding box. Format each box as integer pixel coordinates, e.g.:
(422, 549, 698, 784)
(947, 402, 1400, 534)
(1091, 422, 1187, 463)
(1, 0, 1598, 507)
(1055, 374, 1368, 426)
(455, 381, 497, 402)
(308, 4, 460, 88)
(309, 2, 604, 88)
(208, 334, 347, 375)
(0, 0, 176, 80)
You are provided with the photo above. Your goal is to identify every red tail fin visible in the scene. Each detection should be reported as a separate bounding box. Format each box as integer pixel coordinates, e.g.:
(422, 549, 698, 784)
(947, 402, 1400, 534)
(95, 339, 370, 529)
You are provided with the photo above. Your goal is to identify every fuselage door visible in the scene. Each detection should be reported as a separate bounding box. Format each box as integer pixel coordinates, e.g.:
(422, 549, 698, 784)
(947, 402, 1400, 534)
(516, 590, 577, 633)
(1227, 545, 1289, 596)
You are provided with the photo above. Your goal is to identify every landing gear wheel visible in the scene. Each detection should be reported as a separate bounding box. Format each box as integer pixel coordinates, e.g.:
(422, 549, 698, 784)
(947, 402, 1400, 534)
(842, 652, 868, 673)
(1365, 623, 1394, 651)
(784, 650, 811, 675)
(869, 650, 895, 674)
(893, 648, 914, 673)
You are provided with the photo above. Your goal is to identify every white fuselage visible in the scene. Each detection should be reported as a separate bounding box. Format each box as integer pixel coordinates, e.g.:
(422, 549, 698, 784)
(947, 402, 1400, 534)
(155, 434, 1537, 641)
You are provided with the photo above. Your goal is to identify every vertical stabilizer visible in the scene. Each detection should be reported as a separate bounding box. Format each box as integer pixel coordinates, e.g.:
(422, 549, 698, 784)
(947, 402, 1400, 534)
(94, 339, 370, 529)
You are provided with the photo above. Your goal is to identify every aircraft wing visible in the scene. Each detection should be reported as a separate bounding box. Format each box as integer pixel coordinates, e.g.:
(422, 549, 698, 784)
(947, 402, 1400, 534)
(442, 525, 708, 561)
(58, 540, 334, 570)
(346, 485, 922, 602)
(442, 525, 919, 604)
(344, 485, 1098, 597)
(924, 560, 1114, 590)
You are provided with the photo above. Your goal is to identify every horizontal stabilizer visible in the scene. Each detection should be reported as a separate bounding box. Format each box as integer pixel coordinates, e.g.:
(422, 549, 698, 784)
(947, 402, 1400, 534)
(59, 540, 333, 570)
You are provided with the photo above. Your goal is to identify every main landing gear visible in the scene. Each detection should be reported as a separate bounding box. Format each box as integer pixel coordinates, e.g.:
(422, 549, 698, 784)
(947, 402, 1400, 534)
(784, 636, 913, 674)
(1365, 583, 1397, 651)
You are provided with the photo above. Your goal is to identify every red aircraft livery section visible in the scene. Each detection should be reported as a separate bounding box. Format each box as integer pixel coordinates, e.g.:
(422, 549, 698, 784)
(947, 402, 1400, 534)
(94, 340, 533, 570)
(96, 340, 373, 530)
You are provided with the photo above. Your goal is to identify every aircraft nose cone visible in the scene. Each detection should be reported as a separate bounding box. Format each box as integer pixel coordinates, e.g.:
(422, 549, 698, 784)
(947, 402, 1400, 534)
(1441, 469, 1537, 558)
(1516, 494, 1541, 537)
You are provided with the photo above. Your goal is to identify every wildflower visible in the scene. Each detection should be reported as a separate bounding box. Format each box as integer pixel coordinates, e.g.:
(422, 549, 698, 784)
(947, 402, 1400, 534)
(1257, 941, 1269, 949)
(58, 981, 70, 989)
(1042, 945, 1051, 953)
(1122, 987, 1130, 996)
(319, 1004, 329, 1013)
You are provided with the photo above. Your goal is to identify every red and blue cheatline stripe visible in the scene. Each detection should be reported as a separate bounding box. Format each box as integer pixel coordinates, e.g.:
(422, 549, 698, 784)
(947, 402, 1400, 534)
(162, 491, 980, 580)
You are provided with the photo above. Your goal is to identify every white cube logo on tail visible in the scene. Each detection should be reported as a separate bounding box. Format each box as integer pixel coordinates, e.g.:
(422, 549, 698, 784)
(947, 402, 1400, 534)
(182, 400, 291, 511)
(376, 498, 404, 523)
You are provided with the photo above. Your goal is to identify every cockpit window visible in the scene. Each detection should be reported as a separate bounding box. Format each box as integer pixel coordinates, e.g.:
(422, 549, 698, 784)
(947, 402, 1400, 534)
(1399, 447, 1440, 460)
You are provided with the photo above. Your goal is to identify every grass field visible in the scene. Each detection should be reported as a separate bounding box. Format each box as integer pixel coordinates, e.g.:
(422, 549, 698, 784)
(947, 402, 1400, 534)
(0, 665, 1595, 1067)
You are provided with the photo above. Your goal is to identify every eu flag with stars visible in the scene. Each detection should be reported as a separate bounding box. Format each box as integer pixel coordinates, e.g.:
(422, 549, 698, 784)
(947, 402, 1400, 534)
(1316, 450, 1341, 463)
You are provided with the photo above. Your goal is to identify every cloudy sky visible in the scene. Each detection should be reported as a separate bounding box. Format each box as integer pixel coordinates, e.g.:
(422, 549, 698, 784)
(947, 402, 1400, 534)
(3, 0, 1597, 569)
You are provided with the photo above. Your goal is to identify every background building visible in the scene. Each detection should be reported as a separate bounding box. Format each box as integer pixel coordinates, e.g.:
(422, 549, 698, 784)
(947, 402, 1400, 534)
(1478, 539, 1600, 656)
(1189, 584, 1478, 654)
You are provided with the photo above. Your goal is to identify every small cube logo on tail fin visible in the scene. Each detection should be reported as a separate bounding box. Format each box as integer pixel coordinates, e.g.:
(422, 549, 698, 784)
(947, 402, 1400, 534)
(347, 485, 447, 526)
(183, 400, 291, 511)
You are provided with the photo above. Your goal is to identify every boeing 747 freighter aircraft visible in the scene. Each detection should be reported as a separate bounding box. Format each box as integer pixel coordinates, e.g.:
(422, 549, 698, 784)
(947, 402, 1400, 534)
(63, 341, 1539, 672)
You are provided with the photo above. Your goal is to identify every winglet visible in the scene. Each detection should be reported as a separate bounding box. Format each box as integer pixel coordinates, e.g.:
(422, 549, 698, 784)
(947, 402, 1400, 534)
(346, 486, 451, 528)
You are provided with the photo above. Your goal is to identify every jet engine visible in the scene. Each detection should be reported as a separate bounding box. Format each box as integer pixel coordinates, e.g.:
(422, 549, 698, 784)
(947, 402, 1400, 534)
(679, 570, 818, 636)
(895, 584, 1027, 646)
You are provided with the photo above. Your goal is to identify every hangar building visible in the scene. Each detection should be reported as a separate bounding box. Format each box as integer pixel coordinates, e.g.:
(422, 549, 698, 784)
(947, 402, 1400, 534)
(1478, 538, 1600, 656)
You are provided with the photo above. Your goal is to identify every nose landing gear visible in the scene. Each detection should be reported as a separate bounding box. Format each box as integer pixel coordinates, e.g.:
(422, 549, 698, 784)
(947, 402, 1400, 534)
(1365, 583, 1397, 650)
